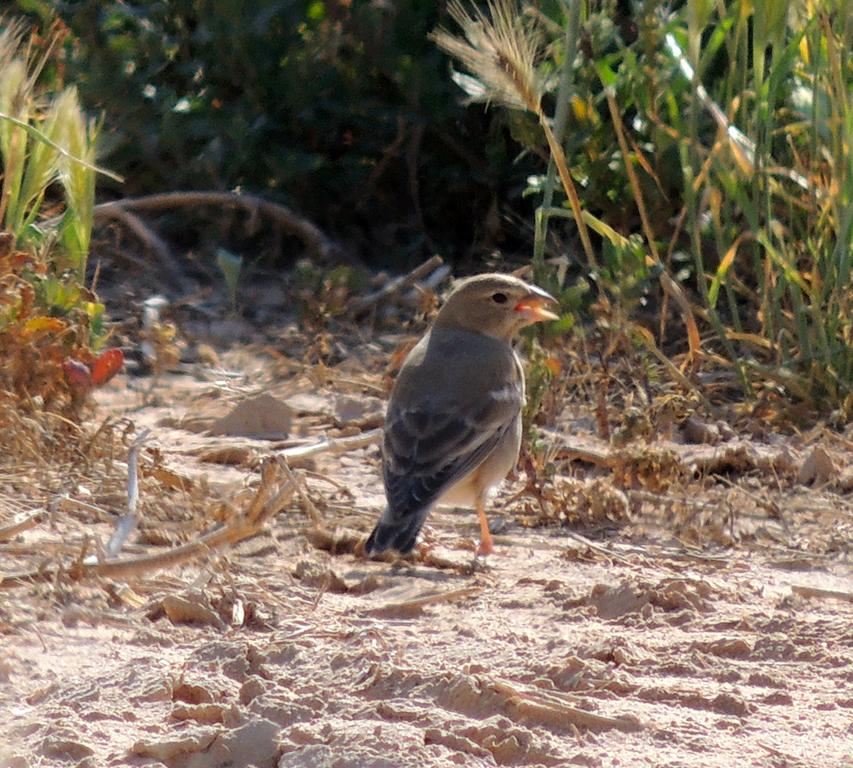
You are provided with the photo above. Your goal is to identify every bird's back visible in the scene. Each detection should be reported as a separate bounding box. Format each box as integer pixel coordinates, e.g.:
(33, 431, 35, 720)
(365, 327, 522, 554)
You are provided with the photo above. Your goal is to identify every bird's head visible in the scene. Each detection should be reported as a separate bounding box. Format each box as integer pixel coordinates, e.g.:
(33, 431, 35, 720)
(433, 273, 559, 341)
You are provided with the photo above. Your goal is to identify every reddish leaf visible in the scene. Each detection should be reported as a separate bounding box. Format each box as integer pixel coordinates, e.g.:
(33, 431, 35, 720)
(91, 348, 124, 386)
(63, 359, 93, 392)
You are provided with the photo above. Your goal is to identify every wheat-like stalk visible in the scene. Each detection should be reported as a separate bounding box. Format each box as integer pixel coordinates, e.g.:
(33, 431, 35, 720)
(55, 86, 99, 278)
(432, 0, 597, 268)
(432, 0, 543, 112)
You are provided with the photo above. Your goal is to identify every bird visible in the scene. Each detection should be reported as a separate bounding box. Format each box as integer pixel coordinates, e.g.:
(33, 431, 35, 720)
(364, 273, 558, 558)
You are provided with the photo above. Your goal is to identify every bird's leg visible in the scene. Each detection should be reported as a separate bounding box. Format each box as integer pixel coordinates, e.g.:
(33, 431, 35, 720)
(476, 498, 494, 557)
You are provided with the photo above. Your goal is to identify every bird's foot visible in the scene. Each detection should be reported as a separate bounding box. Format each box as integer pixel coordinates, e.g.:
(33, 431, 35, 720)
(468, 555, 492, 573)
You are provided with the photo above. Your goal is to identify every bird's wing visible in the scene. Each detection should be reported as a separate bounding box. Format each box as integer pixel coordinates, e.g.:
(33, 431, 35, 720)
(382, 381, 522, 521)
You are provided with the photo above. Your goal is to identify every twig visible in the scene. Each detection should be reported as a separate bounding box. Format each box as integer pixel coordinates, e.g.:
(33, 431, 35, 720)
(280, 460, 321, 525)
(627, 488, 723, 510)
(104, 428, 150, 560)
(399, 263, 454, 308)
(349, 255, 444, 315)
(604, 89, 702, 369)
(368, 585, 484, 617)
(0, 509, 46, 542)
(562, 532, 633, 565)
(545, 428, 797, 480)
(278, 428, 383, 462)
(756, 741, 808, 766)
(127, 428, 150, 516)
(553, 444, 615, 467)
(58, 495, 111, 521)
(790, 585, 853, 603)
(481, 678, 642, 733)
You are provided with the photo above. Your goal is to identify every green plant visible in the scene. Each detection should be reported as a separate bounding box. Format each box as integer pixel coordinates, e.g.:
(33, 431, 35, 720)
(0, 18, 121, 411)
(433, 0, 852, 415)
(665, 0, 852, 411)
(215, 247, 243, 315)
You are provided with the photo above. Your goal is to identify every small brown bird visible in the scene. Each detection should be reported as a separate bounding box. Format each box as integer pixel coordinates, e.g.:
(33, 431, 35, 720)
(364, 273, 558, 557)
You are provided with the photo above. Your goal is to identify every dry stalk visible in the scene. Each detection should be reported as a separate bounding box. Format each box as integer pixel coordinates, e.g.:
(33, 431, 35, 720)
(103, 428, 150, 559)
(279, 458, 321, 525)
(367, 585, 484, 617)
(0, 457, 296, 587)
(604, 89, 702, 368)
(431, 0, 598, 269)
(537, 109, 598, 269)
(95, 204, 192, 292)
(279, 428, 383, 462)
(790, 585, 853, 603)
(0, 509, 46, 542)
(349, 254, 445, 315)
(87, 191, 345, 263)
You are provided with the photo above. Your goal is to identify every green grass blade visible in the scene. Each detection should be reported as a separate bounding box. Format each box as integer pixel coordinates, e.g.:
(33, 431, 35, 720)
(0, 110, 123, 183)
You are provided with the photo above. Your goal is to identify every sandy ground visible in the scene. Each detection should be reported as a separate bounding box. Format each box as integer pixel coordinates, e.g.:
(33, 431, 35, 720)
(1, 346, 852, 768)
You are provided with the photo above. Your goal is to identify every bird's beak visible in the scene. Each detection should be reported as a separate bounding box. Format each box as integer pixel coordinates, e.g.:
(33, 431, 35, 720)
(514, 286, 559, 323)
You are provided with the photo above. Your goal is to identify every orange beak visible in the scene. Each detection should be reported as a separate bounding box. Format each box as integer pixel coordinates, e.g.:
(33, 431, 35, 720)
(514, 288, 559, 323)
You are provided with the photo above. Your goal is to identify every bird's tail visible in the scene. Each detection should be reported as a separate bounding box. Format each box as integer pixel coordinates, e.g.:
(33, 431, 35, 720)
(364, 511, 426, 556)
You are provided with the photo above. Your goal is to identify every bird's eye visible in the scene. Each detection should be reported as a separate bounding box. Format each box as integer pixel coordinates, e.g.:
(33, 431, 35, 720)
(491, 292, 508, 304)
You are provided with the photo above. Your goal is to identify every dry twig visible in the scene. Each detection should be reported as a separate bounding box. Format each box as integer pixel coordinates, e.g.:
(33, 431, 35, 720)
(0, 509, 46, 542)
(790, 585, 853, 603)
(279, 428, 383, 461)
(96, 205, 191, 292)
(480, 678, 642, 733)
(349, 255, 445, 315)
(367, 585, 484, 617)
(103, 428, 150, 559)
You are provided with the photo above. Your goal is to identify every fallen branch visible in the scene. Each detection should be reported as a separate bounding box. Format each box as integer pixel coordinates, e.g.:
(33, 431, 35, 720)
(96, 205, 192, 292)
(91, 191, 345, 263)
(349, 255, 445, 315)
(541, 429, 800, 479)
(0, 509, 46, 542)
(368, 585, 483, 618)
(790, 585, 853, 603)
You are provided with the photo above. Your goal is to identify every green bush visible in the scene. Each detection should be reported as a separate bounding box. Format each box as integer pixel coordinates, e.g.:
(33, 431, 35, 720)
(17, 0, 539, 265)
(435, 0, 852, 414)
